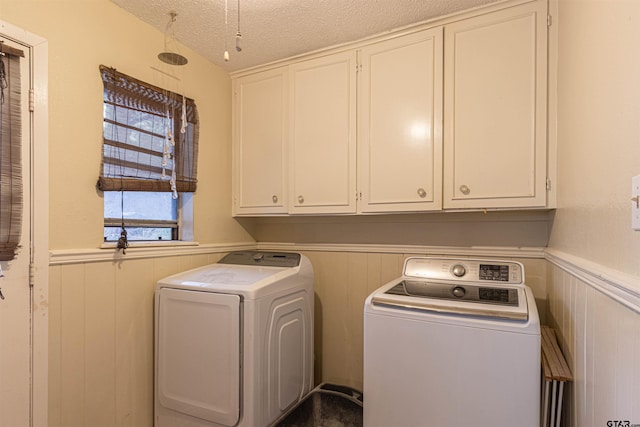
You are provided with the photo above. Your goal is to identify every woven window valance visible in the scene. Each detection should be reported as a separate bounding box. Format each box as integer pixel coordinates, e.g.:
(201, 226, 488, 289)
(0, 45, 24, 261)
(97, 65, 199, 193)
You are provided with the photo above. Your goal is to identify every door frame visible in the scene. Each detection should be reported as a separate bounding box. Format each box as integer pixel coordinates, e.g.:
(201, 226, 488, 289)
(0, 19, 49, 427)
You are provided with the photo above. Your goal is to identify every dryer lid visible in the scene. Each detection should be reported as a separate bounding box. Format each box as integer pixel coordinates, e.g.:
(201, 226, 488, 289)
(156, 251, 310, 299)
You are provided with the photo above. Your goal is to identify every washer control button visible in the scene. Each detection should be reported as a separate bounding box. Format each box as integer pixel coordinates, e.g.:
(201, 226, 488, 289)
(452, 264, 466, 277)
(452, 286, 466, 298)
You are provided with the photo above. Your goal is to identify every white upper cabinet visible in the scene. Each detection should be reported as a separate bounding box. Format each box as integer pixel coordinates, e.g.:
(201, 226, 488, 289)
(289, 51, 357, 214)
(358, 28, 443, 213)
(443, 1, 548, 209)
(232, 67, 288, 215)
(231, 0, 551, 216)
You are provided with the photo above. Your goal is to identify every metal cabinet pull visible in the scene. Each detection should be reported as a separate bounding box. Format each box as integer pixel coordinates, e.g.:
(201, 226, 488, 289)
(272, 195, 278, 204)
(459, 185, 471, 195)
(417, 188, 427, 198)
(298, 195, 304, 204)
(0, 288, 4, 300)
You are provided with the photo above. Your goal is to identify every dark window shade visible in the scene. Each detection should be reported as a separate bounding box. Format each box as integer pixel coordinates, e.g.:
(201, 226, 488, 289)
(97, 65, 199, 193)
(0, 47, 24, 261)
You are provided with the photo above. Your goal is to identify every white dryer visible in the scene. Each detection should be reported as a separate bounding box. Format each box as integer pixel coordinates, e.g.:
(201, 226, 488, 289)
(364, 256, 540, 427)
(154, 251, 314, 427)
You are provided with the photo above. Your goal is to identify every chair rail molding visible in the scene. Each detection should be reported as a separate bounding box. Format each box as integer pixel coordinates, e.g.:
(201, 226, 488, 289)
(545, 248, 640, 314)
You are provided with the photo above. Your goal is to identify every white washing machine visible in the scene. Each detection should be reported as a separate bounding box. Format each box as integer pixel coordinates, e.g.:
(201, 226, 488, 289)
(154, 251, 314, 427)
(364, 256, 540, 427)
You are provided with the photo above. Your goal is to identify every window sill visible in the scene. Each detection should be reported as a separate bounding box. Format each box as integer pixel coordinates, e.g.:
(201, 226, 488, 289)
(100, 240, 200, 249)
(49, 242, 257, 266)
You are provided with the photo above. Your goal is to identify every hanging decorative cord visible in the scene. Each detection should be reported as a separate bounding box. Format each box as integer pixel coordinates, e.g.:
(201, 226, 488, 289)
(116, 194, 129, 254)
(162, 107, 171, 178)
(161, 89, 179, 199)
(169, 91, 177, 199)
(181, 95, 187, 134)
(173, 94, 187, 199)
(0, 52, 7, 105)
(111, 73, 129, 254)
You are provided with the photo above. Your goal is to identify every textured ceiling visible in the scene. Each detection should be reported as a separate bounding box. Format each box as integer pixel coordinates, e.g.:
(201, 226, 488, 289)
(110, 0, 499, 73)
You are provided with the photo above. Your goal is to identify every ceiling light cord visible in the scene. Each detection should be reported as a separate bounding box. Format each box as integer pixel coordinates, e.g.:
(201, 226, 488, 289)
(224, 0, 230, 61)
(235, 0, 242, 52)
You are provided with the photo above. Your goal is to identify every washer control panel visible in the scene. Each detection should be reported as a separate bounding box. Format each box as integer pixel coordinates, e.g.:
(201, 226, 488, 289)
(403, 257, 524, 285)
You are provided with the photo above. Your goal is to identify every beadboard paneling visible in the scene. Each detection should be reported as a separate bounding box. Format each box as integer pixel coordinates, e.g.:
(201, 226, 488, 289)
(49, 245, 547, 426)
(48, 252, 225, 427)
(298, 249, 545, 392)
(546, 256, 640, 427)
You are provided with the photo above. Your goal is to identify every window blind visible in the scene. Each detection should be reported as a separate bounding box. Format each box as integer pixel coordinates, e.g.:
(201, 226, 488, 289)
(0, 44, 24, 261)
(97, 65, 199, 193)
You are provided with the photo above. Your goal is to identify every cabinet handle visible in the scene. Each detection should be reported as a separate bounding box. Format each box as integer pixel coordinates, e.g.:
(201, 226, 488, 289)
(272, 195, 278, 204)
(459, 185, 471, 195)
(417, 188, 427, 198)
(298, 195, 304, 204)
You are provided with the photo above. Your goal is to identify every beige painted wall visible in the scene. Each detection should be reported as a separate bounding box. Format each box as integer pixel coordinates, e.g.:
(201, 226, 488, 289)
(549, 0, 640, 275)
(241, 210, 553, 247)
(546, 2, 640, 425)
(0, 0, 254, 249)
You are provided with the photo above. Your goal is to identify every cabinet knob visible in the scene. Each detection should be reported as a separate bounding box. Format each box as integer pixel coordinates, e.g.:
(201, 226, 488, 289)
(272, 195, 278, 204)
(417, 188, 427, 198)
(459, 185, 471, 195)
(298, 195, 304, 204)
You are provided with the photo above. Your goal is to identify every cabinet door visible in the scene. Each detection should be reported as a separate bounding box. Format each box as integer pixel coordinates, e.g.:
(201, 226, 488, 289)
(443, 1, 548, 209)
(289, 51, 357, 214)
(358, 28, 443, 213)
(232, 67, 288, 215)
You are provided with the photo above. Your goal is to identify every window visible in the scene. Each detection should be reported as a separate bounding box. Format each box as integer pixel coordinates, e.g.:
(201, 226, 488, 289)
(98, 66, 198, 243)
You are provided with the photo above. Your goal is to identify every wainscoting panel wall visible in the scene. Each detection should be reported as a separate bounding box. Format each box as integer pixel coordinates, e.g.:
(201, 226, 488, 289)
(48, 244, 547, 427)
(48, 250, 227, 427)
(286, 246, 548, 392)
(546, 250, 640, 427)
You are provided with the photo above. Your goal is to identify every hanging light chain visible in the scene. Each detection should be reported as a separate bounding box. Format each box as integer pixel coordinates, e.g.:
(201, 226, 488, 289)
(236, 0, 242, 52)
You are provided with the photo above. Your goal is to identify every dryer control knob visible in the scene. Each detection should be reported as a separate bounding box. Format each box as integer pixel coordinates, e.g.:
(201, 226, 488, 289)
(452, 286, 466, 298)
(452, 264, 466, 277)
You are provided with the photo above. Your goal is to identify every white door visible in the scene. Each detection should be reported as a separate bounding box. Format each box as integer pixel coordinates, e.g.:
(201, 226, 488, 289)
(0, 37, 32, 426)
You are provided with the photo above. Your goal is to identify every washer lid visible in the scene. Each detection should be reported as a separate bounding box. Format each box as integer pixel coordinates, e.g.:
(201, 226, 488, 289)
(372, 280, 529, 321)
